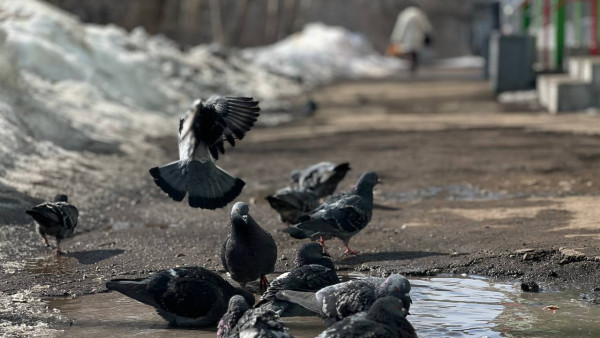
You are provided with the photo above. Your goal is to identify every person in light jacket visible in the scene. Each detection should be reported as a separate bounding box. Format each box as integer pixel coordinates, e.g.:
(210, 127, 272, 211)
(389, 6, 433, 74)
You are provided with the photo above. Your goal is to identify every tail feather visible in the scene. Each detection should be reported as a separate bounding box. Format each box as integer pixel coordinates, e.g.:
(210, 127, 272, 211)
(275, 290, 322, 315)
(106, 279, 159, 308)
(149, 161, 187, 202)
(266, 195, 297, 212)
(283, 226, 311, 239)
(333, 162, 351, 175)
(187, 160, 245, 209)
(25, 208, 60, 225)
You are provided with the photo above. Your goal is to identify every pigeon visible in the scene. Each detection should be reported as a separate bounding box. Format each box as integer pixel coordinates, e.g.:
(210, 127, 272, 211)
(290, 162, 351, 199)
(284, 171, 380, 254)
(316, 296, 417, 338)
(255, 242, 340, 317)
(106, 266, 254, 327)
(221, 202, 277, 290)
(25, 194, 78, 254)
(218, 295, 293, 338)
(266, 186, 319, 224)
(276, 274, 411, 326)
(149, 96, 260, 209)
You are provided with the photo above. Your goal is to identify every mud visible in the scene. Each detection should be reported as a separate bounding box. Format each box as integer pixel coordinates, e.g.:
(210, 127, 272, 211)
(2, 72, 600, 334)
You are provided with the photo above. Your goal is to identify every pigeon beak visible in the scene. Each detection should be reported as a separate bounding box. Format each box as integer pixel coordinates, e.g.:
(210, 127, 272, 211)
(322, 251, 331, 257)
(242, 215, 248, 223)
(377, 178, 383, 185)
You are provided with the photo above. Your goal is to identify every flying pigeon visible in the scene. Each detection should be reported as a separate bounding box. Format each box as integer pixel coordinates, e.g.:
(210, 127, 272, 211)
(221, 202, 277, 290)
(106, 266, 254, 327)
(149, 96, 260, 209)
(276, 274, 411, 326)
(266, 186, 319, 224)
(290, 162, 351, 199)
(316, 296, 417, 338)
(25, 194, 78, 254)
(256, 242, 340, 317)
(284, 171, 380, 254)
(217, 295, 293, 338)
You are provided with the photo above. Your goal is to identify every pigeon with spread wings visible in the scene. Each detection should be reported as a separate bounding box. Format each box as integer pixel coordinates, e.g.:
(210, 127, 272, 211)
(149, 96, 260, 209)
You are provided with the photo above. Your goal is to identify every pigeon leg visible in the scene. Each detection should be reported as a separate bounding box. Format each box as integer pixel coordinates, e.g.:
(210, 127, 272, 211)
(260, 275, 269, 291)
(318, 236, 328, 254)
(55, 238, 64, 255)
(40, 234, 50, 248)
(344, 245, 359, 255)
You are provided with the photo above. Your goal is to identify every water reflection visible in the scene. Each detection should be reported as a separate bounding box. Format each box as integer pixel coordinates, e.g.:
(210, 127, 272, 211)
(46, 275, 600, 337)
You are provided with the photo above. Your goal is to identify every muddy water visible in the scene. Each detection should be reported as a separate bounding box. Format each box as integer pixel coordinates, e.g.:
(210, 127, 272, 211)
(46, 275, 600, 337)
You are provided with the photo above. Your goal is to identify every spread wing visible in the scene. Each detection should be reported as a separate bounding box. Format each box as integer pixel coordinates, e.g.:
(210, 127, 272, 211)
(204, 96, 260, 160)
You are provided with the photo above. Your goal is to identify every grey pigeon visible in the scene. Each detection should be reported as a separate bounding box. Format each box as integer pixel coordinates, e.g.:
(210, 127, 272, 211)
(25, 194, 78, 254)
(291, 162, 351, 199)
(106, 267, 254, 327)
(222, 202, 277, 290)
(266, 186, 319, 224)
(256, 242, 340, 317)
(316, 296, 417, 338)
(276, 274, 411, 326)
(149, 96, 260, 209)
(284, 172, 380, 254)
(218, 295, 293, 338)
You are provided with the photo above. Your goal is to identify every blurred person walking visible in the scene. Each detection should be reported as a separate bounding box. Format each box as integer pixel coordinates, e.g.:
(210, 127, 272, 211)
(388, 6, 433, 74)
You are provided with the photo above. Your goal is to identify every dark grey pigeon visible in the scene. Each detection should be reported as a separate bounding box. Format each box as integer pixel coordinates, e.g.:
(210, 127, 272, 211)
(284, 172, 380, 254)
(106, 267, 254, 327)
(218, 295, 293, 338)
(256, 242, 340, 317)
(291, 162, 351, 199)
(316, 296, 417, 338)
(149, 96, 259, 209)
(266, 186, 319, 224)
(276, 274, 411, 326)
(222, 202, 278, 290)
(25, 194, 78, 254)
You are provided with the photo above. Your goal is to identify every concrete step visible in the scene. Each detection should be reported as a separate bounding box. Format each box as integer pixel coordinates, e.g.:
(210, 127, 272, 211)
(568, 56, 600, 82)
(537, 74, 571, 108)
(547, 78, 592, 114)
(538, 56, 600, 113)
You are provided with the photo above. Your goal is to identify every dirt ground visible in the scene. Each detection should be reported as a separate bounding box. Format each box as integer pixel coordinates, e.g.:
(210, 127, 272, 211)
(2, 70, 600, 332)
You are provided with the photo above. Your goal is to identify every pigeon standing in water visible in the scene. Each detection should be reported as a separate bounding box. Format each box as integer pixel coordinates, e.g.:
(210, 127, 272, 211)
(217, 295, 293, 338)
(276, 274, 411, 326)
(256, 242, 340, 317)
(291, 162, 351, 199)
(221, 202, 277, 290)
(106, 267, 254, 327)
(25, 194, 78, 254)
(149, 96, 260, 209)
(266, 186, 319, 224)
(317, 296, 417, 338)
(284, 172, 380, 254)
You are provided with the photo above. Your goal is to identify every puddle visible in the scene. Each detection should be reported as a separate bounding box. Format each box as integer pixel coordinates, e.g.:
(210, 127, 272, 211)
(23, 255, 75, 275)
(46, 275, 600, 337)
(384, 185, 507, 202)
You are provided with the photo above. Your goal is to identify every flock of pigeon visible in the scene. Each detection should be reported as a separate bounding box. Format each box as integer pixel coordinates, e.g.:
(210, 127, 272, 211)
(25, 97, 417, 337)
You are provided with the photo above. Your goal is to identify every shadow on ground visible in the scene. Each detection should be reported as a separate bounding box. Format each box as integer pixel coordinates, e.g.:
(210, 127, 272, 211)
(67, 249, 125, 265)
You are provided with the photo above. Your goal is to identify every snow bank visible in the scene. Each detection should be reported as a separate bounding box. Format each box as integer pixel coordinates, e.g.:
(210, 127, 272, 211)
(248, 23, 406, 84)
(0, 0, 306, 203)
(0, 1, 410, 206)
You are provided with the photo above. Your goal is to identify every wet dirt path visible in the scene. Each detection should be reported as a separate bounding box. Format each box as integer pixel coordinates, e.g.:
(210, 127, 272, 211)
(2, 75, 600, 334)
